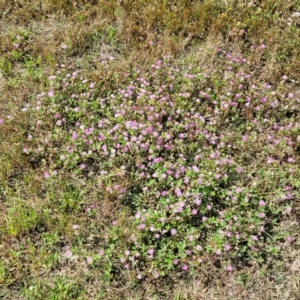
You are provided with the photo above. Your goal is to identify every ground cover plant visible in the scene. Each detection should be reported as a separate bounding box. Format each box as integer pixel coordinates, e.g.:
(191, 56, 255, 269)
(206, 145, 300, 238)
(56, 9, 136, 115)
(0, 0, 300, 299)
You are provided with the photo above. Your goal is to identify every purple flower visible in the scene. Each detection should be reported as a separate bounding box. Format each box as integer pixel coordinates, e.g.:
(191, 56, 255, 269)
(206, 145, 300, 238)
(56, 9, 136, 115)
(152, 271, 159, 278)
(148, 248, 155, 255)
(182, 264, 189, 271)
(224, 244, 231, 251)
(194, 199, 201, 205)
(192, 165, 199, 172)
(185, 250, 191, 256)
(137, 223, 145, 230)
(87, 256, 93, 264)
(236, 167, 242, 173)
(72, 131, 78, 140)
(171, 228, 177, 236)
(259, 200, 266, 206)
(226, 265, 233, 272)
(173, 259, 179, 265)
(175, 202, 185, 213)
(195, 245, 202, 251)
(63, 247, 72, 258)
(286, 236, 293, 243)
(215, 249, 221, 255)
(174, 188, 183, 197)
(235, 187, 242, 193)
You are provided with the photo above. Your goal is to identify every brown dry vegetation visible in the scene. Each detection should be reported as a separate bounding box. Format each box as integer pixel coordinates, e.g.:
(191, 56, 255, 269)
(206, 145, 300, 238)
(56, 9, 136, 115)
(1, 0, 300, 299)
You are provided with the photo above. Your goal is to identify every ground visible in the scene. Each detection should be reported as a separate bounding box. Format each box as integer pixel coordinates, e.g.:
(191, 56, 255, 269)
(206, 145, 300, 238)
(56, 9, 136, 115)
(0, 1, 300, 299)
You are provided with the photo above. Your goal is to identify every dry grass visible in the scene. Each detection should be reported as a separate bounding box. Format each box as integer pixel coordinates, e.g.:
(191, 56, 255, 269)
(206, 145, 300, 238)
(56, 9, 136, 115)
(1, 0, 300, 299)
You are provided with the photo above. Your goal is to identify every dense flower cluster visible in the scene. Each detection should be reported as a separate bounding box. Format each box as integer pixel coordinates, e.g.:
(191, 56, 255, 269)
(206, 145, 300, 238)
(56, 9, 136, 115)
(22, 48, 299, 279)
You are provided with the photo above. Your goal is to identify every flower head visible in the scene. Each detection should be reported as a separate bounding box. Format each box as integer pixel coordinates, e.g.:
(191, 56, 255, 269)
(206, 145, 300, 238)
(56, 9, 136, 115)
(182, 264, 189, 271)
(226, 265, 233, 272)
(87, 256, 93, 264)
